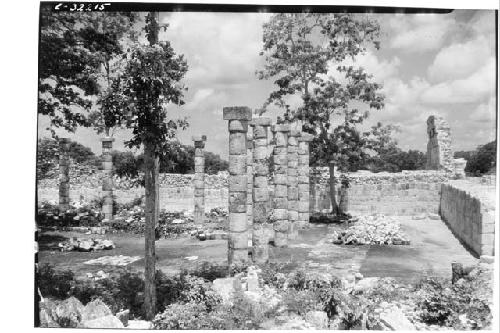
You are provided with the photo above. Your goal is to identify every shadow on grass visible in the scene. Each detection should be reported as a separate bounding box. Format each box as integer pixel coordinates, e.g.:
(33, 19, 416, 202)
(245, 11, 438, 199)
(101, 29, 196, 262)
(37, 233, 69, 251)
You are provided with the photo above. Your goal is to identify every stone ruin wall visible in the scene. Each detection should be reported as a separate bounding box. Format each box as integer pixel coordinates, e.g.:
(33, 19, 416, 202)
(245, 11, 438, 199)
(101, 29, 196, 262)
(440, 180, 496, 256)
(426, 116, 454, 171)
(38, 169, 456, 216)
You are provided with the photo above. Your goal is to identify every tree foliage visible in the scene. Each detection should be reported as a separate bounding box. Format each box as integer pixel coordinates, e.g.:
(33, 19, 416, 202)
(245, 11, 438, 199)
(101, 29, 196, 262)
(38, 6, 138, 135)
(258, 13, 384, 214)
(462, 140, 497, 176)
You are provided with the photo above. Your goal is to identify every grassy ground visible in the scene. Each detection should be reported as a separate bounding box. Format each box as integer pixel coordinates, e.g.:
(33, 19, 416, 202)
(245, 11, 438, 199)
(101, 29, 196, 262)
(38, 216, 478, 282)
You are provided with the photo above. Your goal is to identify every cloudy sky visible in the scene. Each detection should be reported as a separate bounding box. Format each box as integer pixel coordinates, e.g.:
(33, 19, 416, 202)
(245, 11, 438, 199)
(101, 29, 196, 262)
(38, 9, 497, 159)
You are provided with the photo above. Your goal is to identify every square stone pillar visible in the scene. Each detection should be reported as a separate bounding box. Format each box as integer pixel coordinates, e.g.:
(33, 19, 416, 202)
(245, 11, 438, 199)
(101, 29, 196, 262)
(271, 124, 290, 247)
(246, 130, 253, 241)
(287, 129, 301, 239)
(101, 137, 115, 222)
(250, 117, 272, 263)
(192, 135, 207, 225)
(223, 106, 252, 268)
(297, 132, 314, 229)
(58, 138, 70, 213)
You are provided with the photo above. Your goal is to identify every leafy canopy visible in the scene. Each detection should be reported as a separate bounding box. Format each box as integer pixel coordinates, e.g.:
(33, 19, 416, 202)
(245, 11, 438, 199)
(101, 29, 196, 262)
(257, 13, 385, 171)
(38, 6, 137, 134)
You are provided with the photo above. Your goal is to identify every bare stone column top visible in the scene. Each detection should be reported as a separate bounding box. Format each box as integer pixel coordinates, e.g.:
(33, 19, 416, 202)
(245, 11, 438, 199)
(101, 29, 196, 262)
(223, 106, 252, 121)
(298, 132, 314, 143)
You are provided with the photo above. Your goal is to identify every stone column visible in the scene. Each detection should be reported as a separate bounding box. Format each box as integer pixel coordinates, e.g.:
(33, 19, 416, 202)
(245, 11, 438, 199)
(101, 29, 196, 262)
(297, 133, 314, 229)
(271, 124, 290, 247)
(426, 116, 453, 171)
(58, 138, 70, 213)
(287, 130, 301, 239)
(250, 117, 272, 263)
(101, 137, 115, 221)
(246, 131, 253, 241)
(192, 135, 207, 225)
(223, 106, 252, 268)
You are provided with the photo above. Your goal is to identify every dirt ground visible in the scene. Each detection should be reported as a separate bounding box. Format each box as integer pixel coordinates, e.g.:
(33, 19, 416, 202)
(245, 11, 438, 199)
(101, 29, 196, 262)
(37, 216, 478, 282)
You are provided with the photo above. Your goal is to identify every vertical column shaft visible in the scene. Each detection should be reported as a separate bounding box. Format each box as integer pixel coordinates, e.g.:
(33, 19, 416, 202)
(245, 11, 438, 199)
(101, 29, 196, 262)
(297, 133, 314, 229)
(250, 117, 272, 263)
(223, 106, 252, 268)
(193, 135, 207, 225)
(271, 124, 290, 247)
(58, 138, 70, 213)
(287, 130, 300, 239)
(101, 137, 115, 221)
(246, 131, 253, 242)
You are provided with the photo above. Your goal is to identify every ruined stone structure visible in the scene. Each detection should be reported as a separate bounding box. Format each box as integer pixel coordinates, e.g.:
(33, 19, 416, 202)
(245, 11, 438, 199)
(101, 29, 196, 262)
(271, 124, 290, 247)
(287, 130, 301, 239)
(250, 117, 272, 263)
(58, 138, 70, 212)
(246, 130, 253, 240)
(297, 132, 314, 229)
(224, 106, 252, 267)
(426, 116, 453, 171)
(192, 135, 207, 225)
(101, 137, 114, 221)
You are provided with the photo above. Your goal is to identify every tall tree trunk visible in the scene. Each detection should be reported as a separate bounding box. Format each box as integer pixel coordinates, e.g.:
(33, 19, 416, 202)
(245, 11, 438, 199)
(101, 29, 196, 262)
(144, 10, 161, 321)
(144, 142, 159, 320)
(328, 161, 340, 215)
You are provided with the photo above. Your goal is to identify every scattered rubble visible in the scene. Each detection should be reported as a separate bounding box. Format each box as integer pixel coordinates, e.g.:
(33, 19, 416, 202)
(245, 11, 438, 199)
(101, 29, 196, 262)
(328, 214, 410, 245)
(58, 237, 115, 252)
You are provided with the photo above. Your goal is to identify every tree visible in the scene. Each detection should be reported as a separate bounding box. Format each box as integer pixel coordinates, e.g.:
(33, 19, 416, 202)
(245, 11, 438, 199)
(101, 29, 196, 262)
(39, 7, 137, 135)
(104, 12, 188, 319)
(257, 13, 384, 215)
(464, 140, 497, 176)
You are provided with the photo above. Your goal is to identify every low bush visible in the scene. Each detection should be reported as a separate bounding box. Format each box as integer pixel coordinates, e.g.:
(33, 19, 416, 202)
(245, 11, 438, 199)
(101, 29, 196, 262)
(37, 264, 74, 299)
(414, 277, 492, 329)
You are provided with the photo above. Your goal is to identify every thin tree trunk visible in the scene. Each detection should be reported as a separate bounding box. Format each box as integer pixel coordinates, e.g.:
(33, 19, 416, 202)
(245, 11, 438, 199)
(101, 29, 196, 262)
(328, 161, 340, 215)
(144, 142, 159, 320)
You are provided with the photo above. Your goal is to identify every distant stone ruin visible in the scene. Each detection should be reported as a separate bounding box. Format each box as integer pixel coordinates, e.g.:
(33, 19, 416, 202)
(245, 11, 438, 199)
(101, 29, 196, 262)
(426, 116, 453, 171)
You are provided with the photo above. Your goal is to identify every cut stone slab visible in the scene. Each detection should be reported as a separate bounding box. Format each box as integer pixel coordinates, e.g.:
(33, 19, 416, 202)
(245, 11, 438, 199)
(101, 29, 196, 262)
(379, 306, 415, 331)
(212, 277, 240, 303)
(223, 106, 252, 120)
(81, 299, 112, 322)
(126, 320, 152, 329)
(305, 310, 328, 329)
(116, 309, 130, 326)
(54, 296, 84, 327)
(84, 255, 142, 266)
(81, 315, 124, 328)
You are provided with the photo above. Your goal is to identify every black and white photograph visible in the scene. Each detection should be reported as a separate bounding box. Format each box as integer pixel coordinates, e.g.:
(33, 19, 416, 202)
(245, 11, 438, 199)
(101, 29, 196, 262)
(19, 0, 500, 330)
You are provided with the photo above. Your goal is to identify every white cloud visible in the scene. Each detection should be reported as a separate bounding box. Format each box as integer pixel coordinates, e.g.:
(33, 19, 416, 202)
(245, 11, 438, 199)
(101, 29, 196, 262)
(470, 97, 496, 123)
(388, 14, 456, 53)
(420, 58, 495, 104)
(427, 37, 492, 82)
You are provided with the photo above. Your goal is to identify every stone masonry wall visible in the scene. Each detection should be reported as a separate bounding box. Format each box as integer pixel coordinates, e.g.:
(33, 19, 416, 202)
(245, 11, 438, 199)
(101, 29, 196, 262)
(310, 169, 454, 216)
(440, 180, 496, 256)
(38, 169, 457, 216)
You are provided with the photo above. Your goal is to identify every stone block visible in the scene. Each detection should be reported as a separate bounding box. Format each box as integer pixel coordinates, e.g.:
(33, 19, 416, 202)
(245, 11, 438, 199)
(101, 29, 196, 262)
(273, 197, 288, 209)
(273, 209, 288, 220)
(229, 175, 247, 192)
(254, 188, 269, 202)
(223, 106, 252, 120)
(194, 165, 205, 173)
(253, 176, 268, 188)
(229, 155, 247, 175)
(229, 192, 247, 213)
(274, 185, 287, 197)
(254, 146, 268, 160)
(229, 133, 247, 154)
(253, 163, 269, 176)
(229, 213, 248, 232)
(229, 231, 248, 249)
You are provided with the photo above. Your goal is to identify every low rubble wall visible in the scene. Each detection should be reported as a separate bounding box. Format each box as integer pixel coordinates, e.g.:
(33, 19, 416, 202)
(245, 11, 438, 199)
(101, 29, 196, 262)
(440, 180, 496, 256)
(38, 169, 457, 216)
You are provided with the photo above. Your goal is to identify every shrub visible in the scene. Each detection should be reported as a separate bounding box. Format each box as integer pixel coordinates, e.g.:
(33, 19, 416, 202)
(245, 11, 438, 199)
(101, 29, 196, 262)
(282, 289, 322, 316)
(415, 277, 492, 329)
(37, 264, 74, 299)
(152, 302, 224, 329)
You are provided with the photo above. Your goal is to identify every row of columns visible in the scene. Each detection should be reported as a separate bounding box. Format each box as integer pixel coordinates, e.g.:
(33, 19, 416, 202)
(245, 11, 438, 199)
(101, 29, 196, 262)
(223, 106, 314, 267)
(58, 137, 115, 220)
